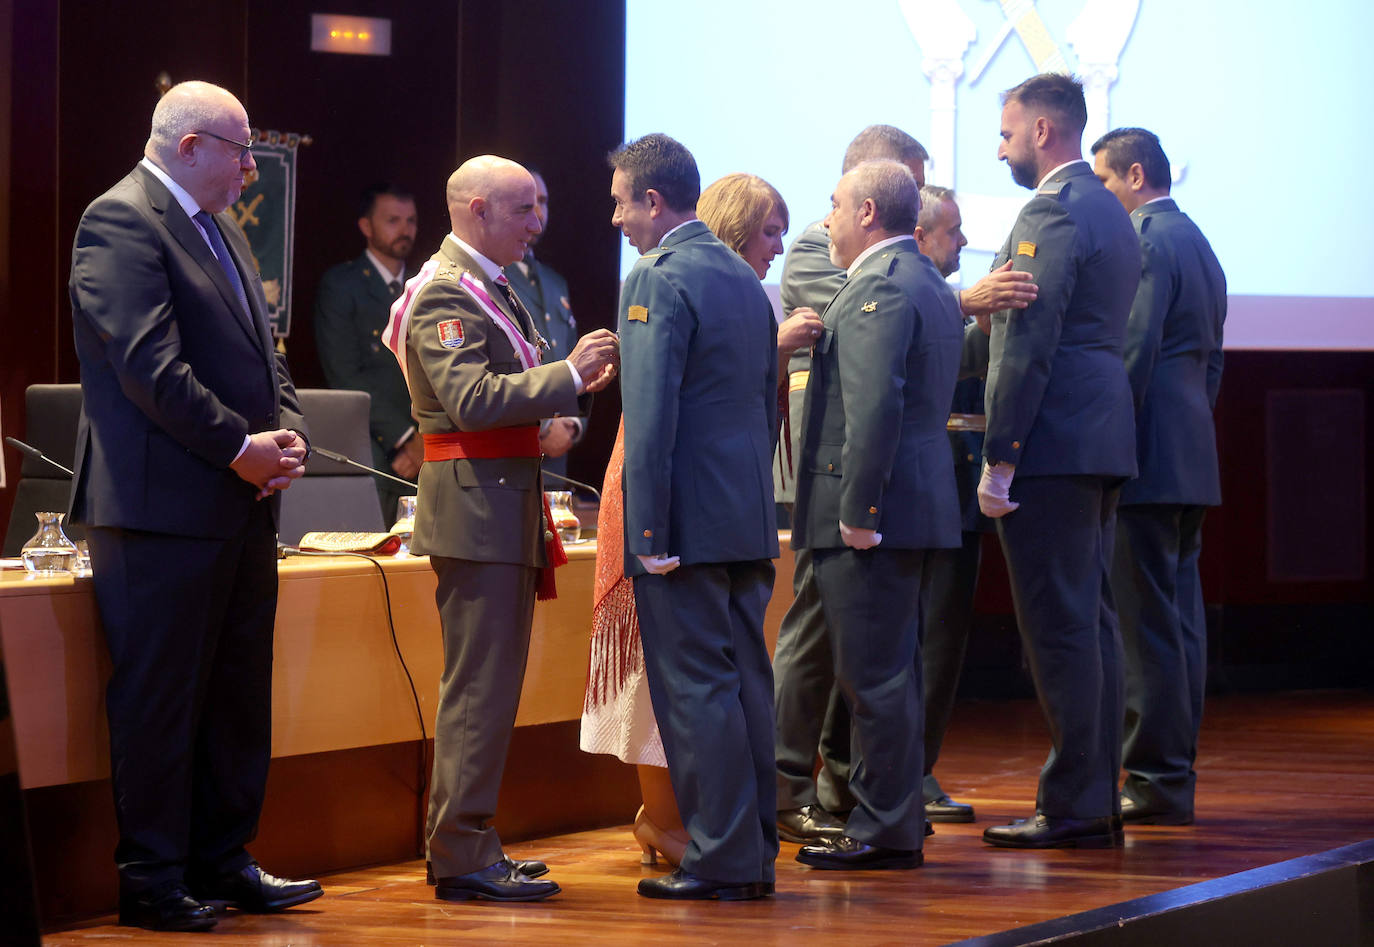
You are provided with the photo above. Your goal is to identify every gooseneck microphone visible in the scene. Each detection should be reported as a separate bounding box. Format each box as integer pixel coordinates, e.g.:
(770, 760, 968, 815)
(310, 446, 418, 488)
(5, 436, 75, 477)
(541, 468, 601, 500)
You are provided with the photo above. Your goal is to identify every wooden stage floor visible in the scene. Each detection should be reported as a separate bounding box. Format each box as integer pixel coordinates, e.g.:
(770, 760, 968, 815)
(46, 689, 1374, 945)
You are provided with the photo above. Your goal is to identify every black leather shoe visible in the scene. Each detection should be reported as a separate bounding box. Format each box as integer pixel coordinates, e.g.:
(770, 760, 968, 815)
(637, 867, 770, 901)
(925, 793, 976, 823)
(118, 886, 218, 932)
(982, 813, 1123, 849)
(777, 804, 847, 843)
(426, 855, 549, 885)
(1121, 795, 1193, 825)
(192, 863, 323, 912)
(796, 834, 923, 870)
(435, 861, 560, 902)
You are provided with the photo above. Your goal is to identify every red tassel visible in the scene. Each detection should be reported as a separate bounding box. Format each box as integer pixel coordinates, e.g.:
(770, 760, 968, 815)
(537, 492, 568, 601)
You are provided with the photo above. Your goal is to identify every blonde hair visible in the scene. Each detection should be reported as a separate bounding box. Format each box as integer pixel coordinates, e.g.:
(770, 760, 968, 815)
(697, 173, 788, 256)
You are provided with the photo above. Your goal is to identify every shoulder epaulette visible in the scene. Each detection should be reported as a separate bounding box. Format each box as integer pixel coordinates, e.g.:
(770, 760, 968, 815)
(1037, 179, 1070, 199)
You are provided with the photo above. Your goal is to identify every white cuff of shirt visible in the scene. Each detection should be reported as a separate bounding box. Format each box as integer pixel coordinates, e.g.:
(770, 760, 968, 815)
(233, 435, 250, 463)
(565, 360, 584, 393)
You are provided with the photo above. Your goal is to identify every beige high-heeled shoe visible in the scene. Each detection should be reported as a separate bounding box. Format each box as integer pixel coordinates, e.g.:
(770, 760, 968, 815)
(633, 805, 689, 867)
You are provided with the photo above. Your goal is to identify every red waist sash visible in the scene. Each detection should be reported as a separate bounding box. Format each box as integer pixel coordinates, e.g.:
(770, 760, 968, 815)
(422, 426, 541, 461)
(420, 426, 566, 600)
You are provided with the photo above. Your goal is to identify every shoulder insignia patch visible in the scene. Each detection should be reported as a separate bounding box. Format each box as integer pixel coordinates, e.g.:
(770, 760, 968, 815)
(438, 319, 465, 348)
(861, 300, 878, 312)
(628, 305, 649, 323)
(1016, 241, 1037, 258)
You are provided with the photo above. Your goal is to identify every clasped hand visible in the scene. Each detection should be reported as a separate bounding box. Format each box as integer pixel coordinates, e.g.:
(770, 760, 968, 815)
(230, 429, 308, 500)
(839, 522, 882, 550)
(637, 553, 680, 575)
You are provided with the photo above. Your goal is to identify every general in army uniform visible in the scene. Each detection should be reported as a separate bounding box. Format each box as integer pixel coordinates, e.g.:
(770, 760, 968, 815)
(385, 155, 617, 902)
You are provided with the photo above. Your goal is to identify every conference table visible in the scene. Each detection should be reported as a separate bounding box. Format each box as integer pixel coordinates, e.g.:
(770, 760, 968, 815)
(0, 535, 796, 920)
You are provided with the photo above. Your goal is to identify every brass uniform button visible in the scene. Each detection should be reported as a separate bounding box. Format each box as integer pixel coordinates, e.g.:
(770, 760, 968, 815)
(1012, 440, 1021, 449)
(643, 529, 652, 538)
(868, 506, 877, 515)
(967, 453, 975, 462)
(827, 463, 834, 472)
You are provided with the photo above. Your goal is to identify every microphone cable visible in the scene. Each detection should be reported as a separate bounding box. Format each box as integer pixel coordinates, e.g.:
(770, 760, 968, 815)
(280, 547, 429, 856)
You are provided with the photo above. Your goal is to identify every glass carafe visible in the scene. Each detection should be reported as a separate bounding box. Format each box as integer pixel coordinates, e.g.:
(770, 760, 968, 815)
(20, 511, 79, 575)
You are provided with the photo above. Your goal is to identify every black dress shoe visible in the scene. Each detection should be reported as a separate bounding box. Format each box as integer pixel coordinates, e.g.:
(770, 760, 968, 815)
(435, 861, 560, 902)
(192, 863, 323, 912)
(925, 793, 976, 823)
(983, 813, 1123, 849)
(637, 867, 770, 901)
(777, 804, 847, 843)
(118, 886, 218, 932)
(796, 834, 923, 870)
(426, 855, 549, 885)
(1120, 795, 1194, 825)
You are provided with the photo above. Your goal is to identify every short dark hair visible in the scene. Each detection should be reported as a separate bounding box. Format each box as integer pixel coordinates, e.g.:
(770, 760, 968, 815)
(607, 133, 700, 213)
(1002, 73, 1088, 139)
(1090, 127, 1172, 191)
(842, 125, 929, 173)
(849, 160, 920, 235)
(359, 183, 414, 219)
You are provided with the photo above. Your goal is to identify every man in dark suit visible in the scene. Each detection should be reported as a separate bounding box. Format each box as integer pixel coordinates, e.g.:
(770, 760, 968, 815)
(68, 80, 321, 931)
(774, 128, 1037, 840)
(611, 133, 780, 901)
(314, 184, 420, 524)
(790, 159, 963, 870)
(1091, 127, 1226, 826)
(975, 74, 1141, 850)
(389, 155, 618, 902)
(503, 168, 587, 482)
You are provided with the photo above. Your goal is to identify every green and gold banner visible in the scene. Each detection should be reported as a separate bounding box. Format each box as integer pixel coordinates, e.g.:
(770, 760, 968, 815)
(229, 130, 307, 338)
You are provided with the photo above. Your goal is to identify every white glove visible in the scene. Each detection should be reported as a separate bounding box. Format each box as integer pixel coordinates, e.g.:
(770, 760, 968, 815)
(977, 460, 1020, 518)
(839, 522, 882, 550)
(637, 553, 681, 575)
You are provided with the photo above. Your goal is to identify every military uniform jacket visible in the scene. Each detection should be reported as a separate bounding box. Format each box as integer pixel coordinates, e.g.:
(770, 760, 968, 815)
(68, 163, 306, 538)
(505, 253, 579, 360)
(618, 220, 780, 574)
(314, 253, 416, 469)
(404, 236, 581, 564)
(792, 237, 963, 551)
(984, 161, 1139, 478)
(1120, 198, 1226, 507)
(775, 220, 846, 504)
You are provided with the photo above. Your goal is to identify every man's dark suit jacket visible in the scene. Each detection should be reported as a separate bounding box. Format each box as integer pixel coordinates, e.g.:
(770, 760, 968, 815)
(1120, 198, 1226, 507)
(69, 162, 305, 533)
(984, 161, 1139, 478)
(792, 238, 963, 552)
(314, 252, 416, 474)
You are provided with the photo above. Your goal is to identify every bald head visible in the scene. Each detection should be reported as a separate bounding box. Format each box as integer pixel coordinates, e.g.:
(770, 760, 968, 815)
(144, 80, 255, 214)
(446, 156, 542, 266)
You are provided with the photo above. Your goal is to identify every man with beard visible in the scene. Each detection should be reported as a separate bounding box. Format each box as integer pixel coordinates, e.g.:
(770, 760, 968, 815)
(315, 184, 421, 524)
(975, 73, 1140, 849)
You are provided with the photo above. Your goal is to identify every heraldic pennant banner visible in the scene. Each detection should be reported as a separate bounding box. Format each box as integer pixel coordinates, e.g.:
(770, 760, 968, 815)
(228, 129, 307, 339)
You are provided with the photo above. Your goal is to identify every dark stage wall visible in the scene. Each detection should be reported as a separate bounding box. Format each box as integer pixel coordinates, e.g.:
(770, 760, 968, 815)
(1, 1, 1370, 689)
